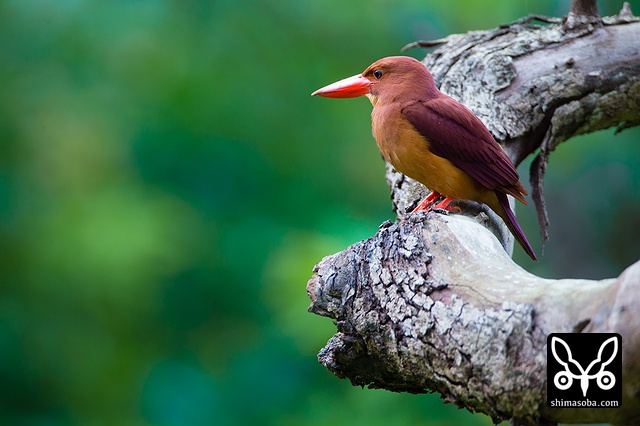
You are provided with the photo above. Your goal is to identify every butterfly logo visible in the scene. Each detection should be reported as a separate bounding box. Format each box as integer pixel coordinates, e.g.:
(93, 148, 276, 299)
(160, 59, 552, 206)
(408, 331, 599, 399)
(550, 336, 618, 397)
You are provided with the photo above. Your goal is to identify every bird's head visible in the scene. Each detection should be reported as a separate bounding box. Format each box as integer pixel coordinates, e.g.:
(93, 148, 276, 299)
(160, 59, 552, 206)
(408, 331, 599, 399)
(312, 56, 437, 106)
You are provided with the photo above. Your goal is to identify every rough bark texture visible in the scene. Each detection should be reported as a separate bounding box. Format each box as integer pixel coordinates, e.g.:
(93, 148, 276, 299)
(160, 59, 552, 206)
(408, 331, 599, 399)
(307, 3, 640, 425)
(308, 214, 640, 425)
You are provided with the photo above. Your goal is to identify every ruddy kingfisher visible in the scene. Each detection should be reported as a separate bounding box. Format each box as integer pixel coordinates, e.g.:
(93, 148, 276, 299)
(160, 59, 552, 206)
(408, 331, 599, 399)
(313, 56, 537, 261)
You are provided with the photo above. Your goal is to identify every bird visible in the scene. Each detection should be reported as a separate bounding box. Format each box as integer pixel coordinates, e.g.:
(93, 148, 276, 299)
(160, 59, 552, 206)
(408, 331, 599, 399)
(312, 56, 538, 261)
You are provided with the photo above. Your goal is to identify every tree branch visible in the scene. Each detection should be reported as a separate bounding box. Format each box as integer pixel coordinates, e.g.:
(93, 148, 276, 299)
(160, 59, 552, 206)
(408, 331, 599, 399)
(308, 5, 640, 425)
(566, 0, 601, 29)
(307, 214, 640, 425)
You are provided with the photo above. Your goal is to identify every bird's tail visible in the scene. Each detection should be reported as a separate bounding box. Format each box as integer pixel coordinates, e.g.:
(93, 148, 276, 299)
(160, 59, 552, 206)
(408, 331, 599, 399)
(496, 192, 538, 261)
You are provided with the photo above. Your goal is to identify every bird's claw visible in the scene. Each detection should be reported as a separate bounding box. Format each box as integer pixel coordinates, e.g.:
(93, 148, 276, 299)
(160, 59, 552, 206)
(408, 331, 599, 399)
(431, 205, 461, 215)
(430, 208, 451, 215)
(410, 191, 443, 213)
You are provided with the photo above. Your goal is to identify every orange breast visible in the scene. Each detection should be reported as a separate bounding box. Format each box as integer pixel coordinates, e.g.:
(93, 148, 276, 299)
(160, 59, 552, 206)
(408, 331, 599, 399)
(371, 104, 495, 206)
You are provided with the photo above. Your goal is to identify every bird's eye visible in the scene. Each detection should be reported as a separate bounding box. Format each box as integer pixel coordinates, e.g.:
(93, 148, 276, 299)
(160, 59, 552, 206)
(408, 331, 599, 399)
(373, 69, 383, 79)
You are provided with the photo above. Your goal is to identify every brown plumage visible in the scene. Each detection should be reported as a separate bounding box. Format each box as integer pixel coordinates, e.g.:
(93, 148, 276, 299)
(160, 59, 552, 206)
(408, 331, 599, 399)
(313, 56, 537, 261)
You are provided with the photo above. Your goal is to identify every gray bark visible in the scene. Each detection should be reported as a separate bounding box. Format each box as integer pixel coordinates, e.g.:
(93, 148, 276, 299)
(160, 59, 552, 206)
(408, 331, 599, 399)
(307, 4, 640, 425)
(308, 214, 640, 425)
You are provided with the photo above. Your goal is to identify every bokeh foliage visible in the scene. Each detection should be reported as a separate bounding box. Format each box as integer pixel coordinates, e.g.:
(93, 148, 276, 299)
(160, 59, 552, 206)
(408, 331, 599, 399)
(1, 0, 639, 425)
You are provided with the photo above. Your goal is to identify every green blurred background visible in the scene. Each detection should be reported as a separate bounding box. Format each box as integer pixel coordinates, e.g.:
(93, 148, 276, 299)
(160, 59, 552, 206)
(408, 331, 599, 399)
(1, 0, 639, 425)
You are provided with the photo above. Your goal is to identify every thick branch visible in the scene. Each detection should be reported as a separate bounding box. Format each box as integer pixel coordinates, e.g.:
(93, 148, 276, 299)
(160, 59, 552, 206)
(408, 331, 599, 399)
(307, 213, 640, 425)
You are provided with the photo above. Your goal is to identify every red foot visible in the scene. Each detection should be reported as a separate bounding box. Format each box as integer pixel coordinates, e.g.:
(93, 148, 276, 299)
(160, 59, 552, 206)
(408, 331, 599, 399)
(412, 191, 442, 212)
(431, 196, 461, 213)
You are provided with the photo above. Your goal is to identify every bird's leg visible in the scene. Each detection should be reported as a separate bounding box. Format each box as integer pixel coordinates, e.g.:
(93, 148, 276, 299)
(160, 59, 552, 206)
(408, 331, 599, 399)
(431, 196, 461, 213)
(411, 191, 442, 212)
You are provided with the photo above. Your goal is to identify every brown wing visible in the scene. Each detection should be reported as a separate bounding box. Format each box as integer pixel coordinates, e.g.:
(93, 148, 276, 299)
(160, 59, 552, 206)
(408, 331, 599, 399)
(401, 96, 527, 203)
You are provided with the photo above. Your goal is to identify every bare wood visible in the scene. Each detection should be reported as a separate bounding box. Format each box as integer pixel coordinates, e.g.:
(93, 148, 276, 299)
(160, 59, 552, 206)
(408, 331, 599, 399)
(566, 0, 601, 29)
(307, 213, 640, 425)
(569, 0, 599, 17)
(307, 5, 640, 426)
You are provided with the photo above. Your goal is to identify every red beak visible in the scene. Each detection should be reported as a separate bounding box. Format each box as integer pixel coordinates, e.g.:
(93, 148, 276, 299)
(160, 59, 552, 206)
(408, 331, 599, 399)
(311, 74, 372, 98)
